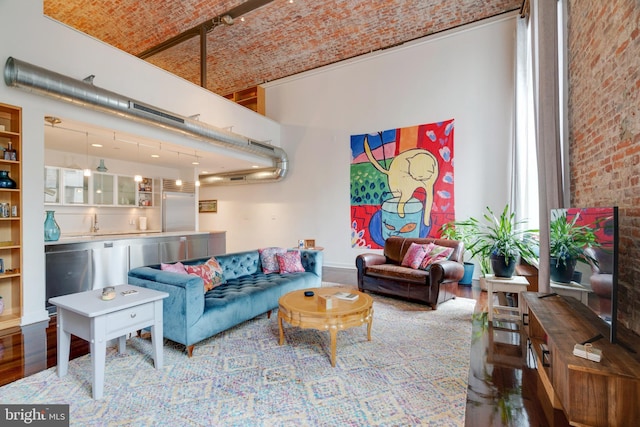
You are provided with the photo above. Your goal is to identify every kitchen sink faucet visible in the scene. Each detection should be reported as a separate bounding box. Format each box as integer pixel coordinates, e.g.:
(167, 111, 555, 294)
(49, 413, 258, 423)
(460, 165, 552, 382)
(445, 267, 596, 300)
(91, 213, 99, 233)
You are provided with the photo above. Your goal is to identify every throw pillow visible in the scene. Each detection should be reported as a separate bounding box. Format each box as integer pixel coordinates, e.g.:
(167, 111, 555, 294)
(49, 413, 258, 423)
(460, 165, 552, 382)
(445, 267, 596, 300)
(419, 244, 455, 270)
(185, 257, 225, 292)
(401, 242, 433, 269)
(258, 247, 288, 273)
(276, 251, 306, 274)
(161, 261, 187, 274)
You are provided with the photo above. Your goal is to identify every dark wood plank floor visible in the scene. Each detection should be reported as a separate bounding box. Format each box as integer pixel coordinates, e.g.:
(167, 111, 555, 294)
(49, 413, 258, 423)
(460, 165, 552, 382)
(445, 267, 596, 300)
(0, 277, 569, 426)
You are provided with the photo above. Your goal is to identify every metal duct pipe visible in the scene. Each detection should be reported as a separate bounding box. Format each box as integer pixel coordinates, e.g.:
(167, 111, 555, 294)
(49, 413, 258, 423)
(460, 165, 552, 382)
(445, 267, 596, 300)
(3, 57, 287, 185)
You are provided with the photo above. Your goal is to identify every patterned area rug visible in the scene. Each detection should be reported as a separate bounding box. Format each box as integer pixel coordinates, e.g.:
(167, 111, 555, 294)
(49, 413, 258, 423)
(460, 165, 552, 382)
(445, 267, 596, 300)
(0, 287, 475, 426)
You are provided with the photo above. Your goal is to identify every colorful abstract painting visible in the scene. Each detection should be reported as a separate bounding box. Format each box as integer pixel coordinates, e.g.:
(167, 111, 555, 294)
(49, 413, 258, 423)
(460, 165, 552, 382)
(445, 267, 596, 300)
(350, 119, 455, 249)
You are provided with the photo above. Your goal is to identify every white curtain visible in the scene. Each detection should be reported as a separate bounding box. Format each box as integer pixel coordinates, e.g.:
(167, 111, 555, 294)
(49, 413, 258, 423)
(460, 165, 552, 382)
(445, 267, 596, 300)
(512, 14, 539, 233)
(514, 0, 565, 292)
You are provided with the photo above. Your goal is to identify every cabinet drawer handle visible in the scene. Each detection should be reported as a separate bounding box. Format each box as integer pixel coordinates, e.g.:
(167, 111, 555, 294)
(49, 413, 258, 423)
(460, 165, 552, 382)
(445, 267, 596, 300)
(540, 343, 550, 367)
(130, 313, 137, 318)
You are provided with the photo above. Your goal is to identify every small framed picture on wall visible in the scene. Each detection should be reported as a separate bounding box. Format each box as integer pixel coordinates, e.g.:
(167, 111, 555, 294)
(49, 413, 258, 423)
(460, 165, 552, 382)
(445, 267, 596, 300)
(199, 199, 218, 213)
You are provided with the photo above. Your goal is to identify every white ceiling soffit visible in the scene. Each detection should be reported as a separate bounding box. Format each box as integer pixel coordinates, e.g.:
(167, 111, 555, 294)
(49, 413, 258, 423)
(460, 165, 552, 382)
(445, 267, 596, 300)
(3, 57, 288, 186)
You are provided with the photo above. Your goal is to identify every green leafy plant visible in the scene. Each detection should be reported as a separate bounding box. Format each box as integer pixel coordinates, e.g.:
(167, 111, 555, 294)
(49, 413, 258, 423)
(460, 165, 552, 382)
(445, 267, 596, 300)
(549, 210, 599, 268)
(463, 205, 538, 271)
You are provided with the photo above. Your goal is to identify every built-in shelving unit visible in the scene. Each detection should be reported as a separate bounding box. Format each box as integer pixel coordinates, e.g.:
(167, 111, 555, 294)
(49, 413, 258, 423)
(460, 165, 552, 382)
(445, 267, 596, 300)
(524, 292, 640, 426)
(137, 177, 153, 207)
(223, 85, 265, 115)
(0, 103, 22, 330)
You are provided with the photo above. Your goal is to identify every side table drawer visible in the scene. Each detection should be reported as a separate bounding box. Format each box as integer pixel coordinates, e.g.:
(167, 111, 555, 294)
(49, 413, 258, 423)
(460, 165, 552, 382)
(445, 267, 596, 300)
(106, 303, 154, 334)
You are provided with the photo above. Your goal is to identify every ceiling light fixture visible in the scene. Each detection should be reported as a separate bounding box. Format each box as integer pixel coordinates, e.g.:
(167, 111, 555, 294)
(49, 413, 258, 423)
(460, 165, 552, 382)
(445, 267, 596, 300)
(220, 14, 234, 25)
(44, 116, 62, 126)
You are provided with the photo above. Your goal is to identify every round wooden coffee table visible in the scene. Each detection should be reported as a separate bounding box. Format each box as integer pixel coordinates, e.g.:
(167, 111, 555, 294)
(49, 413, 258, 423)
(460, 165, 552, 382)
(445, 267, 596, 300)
(278, 287, 373, 367)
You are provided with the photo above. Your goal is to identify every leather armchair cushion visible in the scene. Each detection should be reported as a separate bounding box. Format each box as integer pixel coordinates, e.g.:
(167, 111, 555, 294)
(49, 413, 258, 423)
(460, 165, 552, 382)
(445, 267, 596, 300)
(366, 263, 429, 283)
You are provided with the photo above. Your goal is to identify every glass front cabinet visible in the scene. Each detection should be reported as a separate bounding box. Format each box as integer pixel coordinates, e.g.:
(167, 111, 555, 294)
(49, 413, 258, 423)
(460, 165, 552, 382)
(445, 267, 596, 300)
(44, 167, 154, 207)
(92, 172, 115, 205)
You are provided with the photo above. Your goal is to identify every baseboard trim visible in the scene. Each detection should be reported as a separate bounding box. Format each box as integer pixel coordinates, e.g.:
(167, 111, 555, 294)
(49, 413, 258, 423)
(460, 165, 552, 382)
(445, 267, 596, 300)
(322, 266, 357, 287)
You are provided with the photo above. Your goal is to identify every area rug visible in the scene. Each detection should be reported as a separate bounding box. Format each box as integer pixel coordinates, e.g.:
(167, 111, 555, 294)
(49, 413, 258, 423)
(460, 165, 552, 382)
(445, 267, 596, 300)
(0, 288, 475, 426)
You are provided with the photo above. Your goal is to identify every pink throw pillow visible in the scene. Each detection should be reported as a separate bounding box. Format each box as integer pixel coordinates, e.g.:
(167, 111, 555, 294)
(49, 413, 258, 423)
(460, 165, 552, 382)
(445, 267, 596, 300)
(161, 262, 187, 274)
(276, 251, 306, 274)
(401, 242, 433, 269)
(419, 244, 454, 270)
(185, 257, 225, 292)
(258, 247, 288, 273)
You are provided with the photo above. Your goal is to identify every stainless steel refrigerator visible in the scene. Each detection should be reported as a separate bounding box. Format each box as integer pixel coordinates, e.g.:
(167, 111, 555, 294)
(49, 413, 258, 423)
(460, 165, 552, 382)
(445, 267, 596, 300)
(162, 180, 197, 232)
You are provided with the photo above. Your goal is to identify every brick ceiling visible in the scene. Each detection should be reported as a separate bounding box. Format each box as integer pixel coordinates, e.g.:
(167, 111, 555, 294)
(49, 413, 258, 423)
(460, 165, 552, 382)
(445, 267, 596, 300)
(44, 0, 520, 96)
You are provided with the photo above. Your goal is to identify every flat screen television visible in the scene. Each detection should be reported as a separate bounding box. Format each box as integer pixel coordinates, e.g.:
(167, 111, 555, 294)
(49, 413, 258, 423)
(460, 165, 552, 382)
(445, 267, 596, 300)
(549, 206, 619, 344)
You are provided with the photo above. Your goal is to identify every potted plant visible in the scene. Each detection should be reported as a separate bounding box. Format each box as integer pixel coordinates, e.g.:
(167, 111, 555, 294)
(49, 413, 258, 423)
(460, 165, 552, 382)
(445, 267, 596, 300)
(549, 209, 599, 283)
(439, 221, 477, 285)
(464, 205, 538, 278)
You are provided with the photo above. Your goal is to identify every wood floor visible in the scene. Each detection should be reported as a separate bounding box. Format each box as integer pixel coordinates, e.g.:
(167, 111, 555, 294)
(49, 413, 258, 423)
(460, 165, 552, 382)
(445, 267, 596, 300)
(0, 271, 569, 426)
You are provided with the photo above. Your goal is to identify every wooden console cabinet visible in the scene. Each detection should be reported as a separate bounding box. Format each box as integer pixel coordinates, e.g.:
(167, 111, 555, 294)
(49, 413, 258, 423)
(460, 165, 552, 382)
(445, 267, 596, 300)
(523, 292, 640, 426)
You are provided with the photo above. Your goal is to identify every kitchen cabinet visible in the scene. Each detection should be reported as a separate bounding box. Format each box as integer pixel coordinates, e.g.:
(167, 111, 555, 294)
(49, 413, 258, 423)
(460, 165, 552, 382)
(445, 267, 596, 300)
(160, 237, 187, 262)
(45, 247, 90, 314)
(91, 242, 128, 288)
(187, 234, 209, 259)
(45, 168, 156, 207)
(0, 103, 22, 330)
(62, 168, 89, 205)
(44, 166, 60, 204)
(129, 241, 160, 269)
(117, 175, 136, 206)
(92, 172, 115, 205)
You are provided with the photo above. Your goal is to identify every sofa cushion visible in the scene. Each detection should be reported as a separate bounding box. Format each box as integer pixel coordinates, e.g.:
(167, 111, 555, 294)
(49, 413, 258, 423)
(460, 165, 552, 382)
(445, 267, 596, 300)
(185, 257, 225, 291)
(161, 261, 187, 274)
(277, 251, 306, 273)
(401, 242, 433, 269)
(258, 247, 288, 273)
(419, 244, 454, 270)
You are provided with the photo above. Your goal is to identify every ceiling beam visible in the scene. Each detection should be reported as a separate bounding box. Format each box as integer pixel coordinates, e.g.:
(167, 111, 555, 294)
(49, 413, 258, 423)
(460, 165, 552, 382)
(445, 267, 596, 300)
(137, 0, 274, 60)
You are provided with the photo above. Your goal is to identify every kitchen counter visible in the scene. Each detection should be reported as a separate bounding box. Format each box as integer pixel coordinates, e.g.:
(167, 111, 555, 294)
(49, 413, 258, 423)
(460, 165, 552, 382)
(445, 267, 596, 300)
(45, 230, 223, 245)
(45, 230, 226, 314)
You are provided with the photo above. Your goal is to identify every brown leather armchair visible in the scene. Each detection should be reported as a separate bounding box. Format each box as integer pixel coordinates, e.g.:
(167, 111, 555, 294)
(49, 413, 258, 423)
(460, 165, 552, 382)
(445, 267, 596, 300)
(355, 236, 465, 309)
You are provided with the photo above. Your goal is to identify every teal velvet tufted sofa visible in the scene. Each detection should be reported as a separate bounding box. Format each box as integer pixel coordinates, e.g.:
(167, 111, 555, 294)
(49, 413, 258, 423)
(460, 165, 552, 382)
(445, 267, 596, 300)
(128, 249, 323, 357)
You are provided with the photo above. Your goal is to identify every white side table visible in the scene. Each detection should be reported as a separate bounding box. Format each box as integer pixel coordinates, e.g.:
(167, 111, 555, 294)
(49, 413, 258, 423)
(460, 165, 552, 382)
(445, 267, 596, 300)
(550, 280, 592, 305)
(485, 274, 529, 323)
(49, 284, 168, 399)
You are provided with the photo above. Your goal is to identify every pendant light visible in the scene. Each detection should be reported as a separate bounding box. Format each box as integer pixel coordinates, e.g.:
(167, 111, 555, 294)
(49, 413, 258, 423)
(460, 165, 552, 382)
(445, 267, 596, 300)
(134, 143, 142, 182)
(83, 132, 91, 177)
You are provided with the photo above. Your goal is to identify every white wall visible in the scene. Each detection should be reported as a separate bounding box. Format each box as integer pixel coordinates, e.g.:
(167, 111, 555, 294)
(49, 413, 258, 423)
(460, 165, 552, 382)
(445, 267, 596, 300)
(199, 14, 518, 269)
(0, 1, 281, 325)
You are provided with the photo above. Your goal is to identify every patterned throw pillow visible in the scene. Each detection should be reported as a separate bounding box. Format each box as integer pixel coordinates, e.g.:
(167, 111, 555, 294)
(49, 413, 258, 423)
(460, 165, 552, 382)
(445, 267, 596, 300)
(185, 257, 225, 292)
(161, 261, 187, 274)
(419, 244, 455, 270)
(258, 247, 288, 273)
(276, 251, 306, 274)
(401, 242, 434, 269)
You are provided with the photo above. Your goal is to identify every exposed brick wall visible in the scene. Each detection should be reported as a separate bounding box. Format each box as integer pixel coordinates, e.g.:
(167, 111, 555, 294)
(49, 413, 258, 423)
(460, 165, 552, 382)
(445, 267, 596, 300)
(44, 0, 521, 95)
(567, 0, 640, 334)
